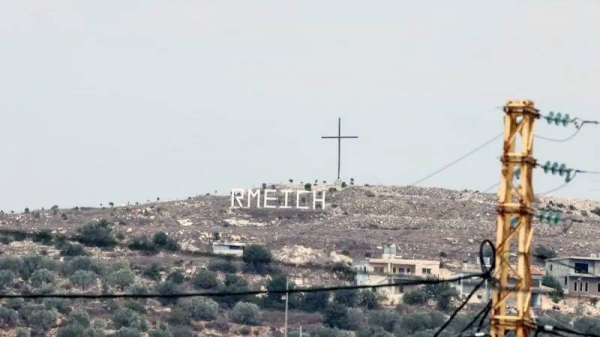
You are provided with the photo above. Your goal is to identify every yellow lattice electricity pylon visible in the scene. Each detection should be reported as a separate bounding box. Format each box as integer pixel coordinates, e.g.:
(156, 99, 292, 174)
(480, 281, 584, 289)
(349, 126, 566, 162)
(491, 100, 539, 337)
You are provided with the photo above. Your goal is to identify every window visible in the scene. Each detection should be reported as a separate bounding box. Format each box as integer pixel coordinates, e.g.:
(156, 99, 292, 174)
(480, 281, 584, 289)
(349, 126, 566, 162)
(579, 282, 583, 292)
(399, 268, 405, 274)
(374, 267, 384, 274)
(393, 268, 397, 274)
(422, 268, 432, 275)
(585, 282, 589, 292)
(406, 269, 411, 274)
(395, 286, 404, 294)
(549, 264, 553, 271)
(574, 282, 578, 292)
(598, 283, 600, 293)
(564, 277, 568, 286)
(575, 263, 589, 274)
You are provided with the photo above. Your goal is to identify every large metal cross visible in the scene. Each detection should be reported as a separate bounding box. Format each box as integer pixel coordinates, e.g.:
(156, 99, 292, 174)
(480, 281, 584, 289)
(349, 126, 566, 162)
(321, 118, 358, 180)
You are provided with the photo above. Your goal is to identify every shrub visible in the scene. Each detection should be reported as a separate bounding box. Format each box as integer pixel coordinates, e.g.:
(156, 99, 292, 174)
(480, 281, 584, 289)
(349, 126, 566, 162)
(75, 219, 116, 247)
(43, 298, 71, 314)
(170, 326, 195, 337)
(128, 235, 158, 254)
(109, 269, 135, 291)
(115, 328, 142, 337)
(243, 244, 272, 274)
(179, 297, 219, 321)
(396, 312, 444, 335)
(113, 308, 147, 330)
(16, 328, 30, 337)
(232, 302, 261, 325)
(150, 329, 173, 337)
(207, 259, 237, 273)
(356, 326, 393, 337)
(534, 245, 558, 261)
(166, 269, 185, 284)
(123, 300, 147, 313)
(264, 274, 289, 309)
(591, 207, 600, 217)
(111, 260, 131, 272)
(28, 309, 58, 335)
(0, 270, 16, 289)
(191, 270, 219, 290)
(60, 243, 88, 257)
(403, 288, 427, 305)
(128, 283, 149, 296)
(542, 274, 565, 302)
(333, 289, 358, 307)
(0, 235, 14, 245)
(331, 262, 356, 281)
(302, 287, 330, 312)
(0, 307, 18, 327)
(153, 232, 168, 246)
(323, 303, 349, 329)
(156, 281, 179, 305)
(67, 309, 91, 327)
(69, 270, 96, 290)
(358, 290, 381, 310)
(216, 273, 252, 308)
(346, 308, 367, 330)
(66, 257, 105, 276)
(142, 263, 161, 281)
(0, 257, 23, 274)
(20, 255, 58, 280)
(367, 310, 400, 333)
(29, 268, 55, 288)
(57, 325, 85, 337)
(33, 229, 53, 245)
(304, 183, 312, 191)
(310, 326, 351, 337)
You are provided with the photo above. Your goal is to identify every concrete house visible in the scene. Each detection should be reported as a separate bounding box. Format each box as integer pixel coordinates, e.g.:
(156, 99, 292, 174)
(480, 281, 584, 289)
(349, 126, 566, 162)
(545, 255, 600, 297)
(354, 245, 450, 305)
(453, 259, 547, 307)
(212, 242, 246, 257)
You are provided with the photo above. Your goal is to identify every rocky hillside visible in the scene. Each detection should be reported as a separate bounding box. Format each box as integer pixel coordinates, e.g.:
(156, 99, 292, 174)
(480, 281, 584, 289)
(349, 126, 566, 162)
(1, 184, 598, 270)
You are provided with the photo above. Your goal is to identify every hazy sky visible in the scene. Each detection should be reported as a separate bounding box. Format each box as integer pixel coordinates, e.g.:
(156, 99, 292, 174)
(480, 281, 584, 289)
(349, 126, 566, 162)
(1, 1, 599, 211)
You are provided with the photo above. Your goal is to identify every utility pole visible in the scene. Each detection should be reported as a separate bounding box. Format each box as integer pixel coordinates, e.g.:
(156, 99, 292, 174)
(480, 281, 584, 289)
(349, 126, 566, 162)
(284, 277, 289, 337)
(491, 100, 539, 337)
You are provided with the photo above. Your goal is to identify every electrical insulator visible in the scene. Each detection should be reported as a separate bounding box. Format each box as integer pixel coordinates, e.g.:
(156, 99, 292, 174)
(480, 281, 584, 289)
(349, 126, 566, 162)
(510, 217, 520, 228)
(544, 111, 571, 126)
(514, 167, 521, 180)
(538, 210, 563, 225)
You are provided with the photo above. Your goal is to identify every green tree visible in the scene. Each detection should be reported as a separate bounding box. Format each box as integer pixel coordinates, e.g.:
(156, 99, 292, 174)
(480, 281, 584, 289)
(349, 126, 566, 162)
(69, 270, 96, 290)
(243, 244, 272, 274)
(232, 302, 261, 326)
(166, 269, 185, 284)
(0, 270, 16, 289)
(403, 288, 427, 305)
(0, 307, 18, 327)
(179, 297, 219, 321)
(16, 328, 30, 337)
(67, 309, 91, 328)
(323, 303, 349, 330)
(367, 310, 401, 333)
(534, 245, 558, 261)
(542, 273, 565, 303)
(304, 183, 312, 191)
(28, 309, 58, 335)
(264, 274, 289, 309)
(217, 273, 252, 308)
(57, 325, 86, 337)
(346, 308, 367, 331)
(153, 232, 168, 246)
(156, 281, 179, 305)
(114, 328, 141, 337)
(109, 269, 135, 291)
(142, 263, 161, 281)
(358, 290, 381, 310)
(191, 269, 219, 290)
(113, 308, 147, 330)
(76, 219, 117, 247)
(65, 257, 105, 276)
(29, 268, 55, 288)
(302, 287, 330, 312)
(207, 259, 237, 274)
(333, 289, 358, 307)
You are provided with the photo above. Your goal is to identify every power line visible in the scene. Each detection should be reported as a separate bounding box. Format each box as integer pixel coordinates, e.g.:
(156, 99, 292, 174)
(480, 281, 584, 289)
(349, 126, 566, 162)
(0, 272, 485, 300)
(537, 324, 600, 337)
(409, 133, 503, 186)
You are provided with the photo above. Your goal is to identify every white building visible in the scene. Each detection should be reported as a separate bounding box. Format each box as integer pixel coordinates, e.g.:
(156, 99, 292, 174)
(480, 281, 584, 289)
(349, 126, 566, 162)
(212, 242, 246, 257)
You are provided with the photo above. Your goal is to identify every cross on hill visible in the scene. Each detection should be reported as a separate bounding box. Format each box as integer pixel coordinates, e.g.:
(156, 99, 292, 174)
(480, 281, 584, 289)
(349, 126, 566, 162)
(321, 118, 358, 180)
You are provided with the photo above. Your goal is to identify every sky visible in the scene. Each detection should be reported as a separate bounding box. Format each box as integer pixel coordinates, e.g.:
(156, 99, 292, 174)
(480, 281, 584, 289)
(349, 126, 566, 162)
(0, 0, 599, 211)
